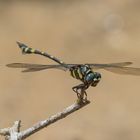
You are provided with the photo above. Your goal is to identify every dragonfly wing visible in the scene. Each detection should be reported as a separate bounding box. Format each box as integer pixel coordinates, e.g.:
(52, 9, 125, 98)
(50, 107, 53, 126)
(88, 62, 140, 76)
(22, 68, 49, 72)
(7, 62, 140, 75)
(6, 63, 48, 68)
(106, 62, 132, 66)
(6, 63, 67, 72)
(88, 62, 133, 69)
(103, 66, 140, 76)
(106, 62, 133, 68)
(22, 66, 67, 72)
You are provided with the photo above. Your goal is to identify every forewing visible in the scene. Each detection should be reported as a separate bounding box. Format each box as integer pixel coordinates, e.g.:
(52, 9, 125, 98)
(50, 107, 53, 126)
(7, 63, 50, 68)
(6, 63, 67, 72)
(89, 62, 133, 69)
(88, 62, 140, 76)
(103, 66, 140, 76)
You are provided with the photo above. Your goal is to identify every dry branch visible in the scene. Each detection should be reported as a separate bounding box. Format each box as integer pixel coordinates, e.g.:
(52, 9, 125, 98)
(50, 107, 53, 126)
(0, 100, 90, 140)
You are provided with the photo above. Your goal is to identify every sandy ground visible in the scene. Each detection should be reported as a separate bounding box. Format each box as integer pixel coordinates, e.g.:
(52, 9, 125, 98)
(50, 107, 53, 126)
(0, 1, 140, 140)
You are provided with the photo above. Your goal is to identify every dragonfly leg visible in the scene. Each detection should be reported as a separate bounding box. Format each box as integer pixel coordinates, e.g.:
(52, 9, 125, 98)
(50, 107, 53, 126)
(72, 84, 88, 102)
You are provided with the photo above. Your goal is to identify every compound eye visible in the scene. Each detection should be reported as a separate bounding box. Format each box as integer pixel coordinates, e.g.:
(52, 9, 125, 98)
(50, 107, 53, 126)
(96, 72, 101, 78)
(94, 72, 101, 81)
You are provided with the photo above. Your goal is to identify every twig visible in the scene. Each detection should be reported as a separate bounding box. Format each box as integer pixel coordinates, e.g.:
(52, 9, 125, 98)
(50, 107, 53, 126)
(0, 100, 90, 140)
(0, 121, 21, 140)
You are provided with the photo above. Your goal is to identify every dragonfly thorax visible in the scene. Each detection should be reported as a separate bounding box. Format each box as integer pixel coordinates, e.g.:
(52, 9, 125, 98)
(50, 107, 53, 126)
(70, 65, 101, 86)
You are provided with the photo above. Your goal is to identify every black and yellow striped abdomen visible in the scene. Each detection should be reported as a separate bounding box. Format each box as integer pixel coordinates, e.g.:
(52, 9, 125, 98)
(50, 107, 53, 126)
(17, 42, 68, 68)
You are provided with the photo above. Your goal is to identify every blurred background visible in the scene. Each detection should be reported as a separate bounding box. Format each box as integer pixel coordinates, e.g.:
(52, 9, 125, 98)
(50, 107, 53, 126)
(0, 0, 140, 140)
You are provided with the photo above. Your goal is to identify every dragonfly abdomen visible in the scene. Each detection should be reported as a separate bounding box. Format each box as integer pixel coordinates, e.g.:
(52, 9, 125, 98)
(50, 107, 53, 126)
(17, 42, 69, 69)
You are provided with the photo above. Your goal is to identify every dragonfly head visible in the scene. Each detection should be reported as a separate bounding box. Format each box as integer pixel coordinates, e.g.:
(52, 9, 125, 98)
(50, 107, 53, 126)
(91, 72, 101, 87)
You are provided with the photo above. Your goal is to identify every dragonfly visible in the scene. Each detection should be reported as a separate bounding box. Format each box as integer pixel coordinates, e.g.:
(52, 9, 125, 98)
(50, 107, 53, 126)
(7, 42, 140, 101)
